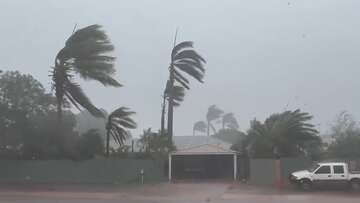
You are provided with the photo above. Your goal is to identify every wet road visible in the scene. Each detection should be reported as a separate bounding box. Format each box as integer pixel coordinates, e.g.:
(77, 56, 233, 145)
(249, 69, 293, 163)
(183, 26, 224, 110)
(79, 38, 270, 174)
(0, 182, 359, 203)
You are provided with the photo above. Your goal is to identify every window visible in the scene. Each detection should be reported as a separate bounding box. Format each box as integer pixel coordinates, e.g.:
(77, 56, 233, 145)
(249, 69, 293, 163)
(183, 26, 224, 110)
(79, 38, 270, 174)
(308, 164, 320, 172)
(315, 165, 331, 174)
(334, 165, 345, 174)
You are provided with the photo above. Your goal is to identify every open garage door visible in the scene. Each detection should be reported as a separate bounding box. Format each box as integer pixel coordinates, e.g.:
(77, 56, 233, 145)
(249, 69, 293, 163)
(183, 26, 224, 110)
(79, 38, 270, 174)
(168, 143, 238, 181)
(172, 154, 234, 180)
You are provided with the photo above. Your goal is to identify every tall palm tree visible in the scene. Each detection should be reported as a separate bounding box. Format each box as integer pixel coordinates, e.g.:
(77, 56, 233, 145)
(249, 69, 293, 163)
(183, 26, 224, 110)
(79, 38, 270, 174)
(160, 80, 185, 136)
(105, 107, 137, 157)
(193, 121, 207, 136)
(167, 41, 206, 139)
(222, 113, 239, 130)
(206, 105, 223, 136)
(51, 24, 121, 122)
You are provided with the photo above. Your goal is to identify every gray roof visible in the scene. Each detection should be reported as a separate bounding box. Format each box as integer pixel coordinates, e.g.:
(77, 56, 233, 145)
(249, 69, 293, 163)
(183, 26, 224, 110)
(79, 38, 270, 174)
(172, 136, 232, 151)
(123, 136, 232, 152)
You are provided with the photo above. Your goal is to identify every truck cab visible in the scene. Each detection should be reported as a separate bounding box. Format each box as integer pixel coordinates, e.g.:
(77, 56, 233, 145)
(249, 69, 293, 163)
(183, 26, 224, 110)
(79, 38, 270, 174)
(289, 162, 360, 191)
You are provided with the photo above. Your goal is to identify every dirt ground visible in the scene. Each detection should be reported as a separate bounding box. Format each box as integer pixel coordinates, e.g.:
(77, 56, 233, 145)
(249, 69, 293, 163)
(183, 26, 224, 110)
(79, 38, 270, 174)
(0, 182, 359, 203)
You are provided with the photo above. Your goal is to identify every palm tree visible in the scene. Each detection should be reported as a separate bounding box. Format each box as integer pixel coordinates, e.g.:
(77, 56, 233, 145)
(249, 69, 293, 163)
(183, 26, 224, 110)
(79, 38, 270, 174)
(167, 41, 206, 139)
(222, 113, 239, 130)
(206, 105, 223, 136)
(51, 24, 121, 123)
(193, 121, 207, 136)
(245, 109, 319, 157)
(160, 80, 185, 136)
(105, 107, 137, 157)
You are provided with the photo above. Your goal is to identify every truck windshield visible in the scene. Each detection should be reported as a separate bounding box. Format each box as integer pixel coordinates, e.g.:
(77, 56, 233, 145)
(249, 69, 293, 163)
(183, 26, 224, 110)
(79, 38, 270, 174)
(308, 164, 320, 172)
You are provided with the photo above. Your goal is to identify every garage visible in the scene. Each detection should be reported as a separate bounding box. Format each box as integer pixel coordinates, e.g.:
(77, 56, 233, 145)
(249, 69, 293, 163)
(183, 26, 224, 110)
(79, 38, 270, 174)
(168, 142, 237, 181)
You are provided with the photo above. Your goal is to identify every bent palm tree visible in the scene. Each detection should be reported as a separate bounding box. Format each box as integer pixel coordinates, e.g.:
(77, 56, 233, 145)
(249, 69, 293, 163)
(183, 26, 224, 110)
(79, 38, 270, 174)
(51, 24, 121, 122)
(206, 105, 223, 136)
(160, 81, 185, 136)
(167, 41, 206, 139)
(105, 107, 137, 157)
(193, 121, 207, 136)
(222, 113, 239, 130)
(246, 109, 319, 157)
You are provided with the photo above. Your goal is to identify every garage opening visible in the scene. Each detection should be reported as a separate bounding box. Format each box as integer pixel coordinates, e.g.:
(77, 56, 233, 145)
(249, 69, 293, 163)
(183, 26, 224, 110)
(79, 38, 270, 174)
(172, 154, 234, 180)
(168, 143, 237, 181)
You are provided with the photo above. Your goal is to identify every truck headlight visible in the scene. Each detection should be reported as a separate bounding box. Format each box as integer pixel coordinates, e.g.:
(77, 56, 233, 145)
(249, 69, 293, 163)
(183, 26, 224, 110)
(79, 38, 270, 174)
(289, 174, 298, 180)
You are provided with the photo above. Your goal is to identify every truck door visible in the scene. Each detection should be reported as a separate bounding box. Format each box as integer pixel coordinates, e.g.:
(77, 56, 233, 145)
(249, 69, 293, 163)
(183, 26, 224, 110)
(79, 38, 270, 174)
(332, 165, 348, 186)
(313, 165, 332, 186)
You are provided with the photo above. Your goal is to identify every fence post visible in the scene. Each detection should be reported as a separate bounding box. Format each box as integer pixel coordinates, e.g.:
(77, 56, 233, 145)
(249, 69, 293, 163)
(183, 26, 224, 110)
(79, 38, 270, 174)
(275, 159, 284, 188)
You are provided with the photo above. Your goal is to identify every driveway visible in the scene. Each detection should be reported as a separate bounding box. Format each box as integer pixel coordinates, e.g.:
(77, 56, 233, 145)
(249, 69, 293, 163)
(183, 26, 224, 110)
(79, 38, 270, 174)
(0, 182, 359, 203)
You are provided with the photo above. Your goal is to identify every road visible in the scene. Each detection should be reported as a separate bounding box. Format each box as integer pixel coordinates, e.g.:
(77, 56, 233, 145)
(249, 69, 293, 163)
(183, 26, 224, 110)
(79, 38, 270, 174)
(0, 182, 359, 203)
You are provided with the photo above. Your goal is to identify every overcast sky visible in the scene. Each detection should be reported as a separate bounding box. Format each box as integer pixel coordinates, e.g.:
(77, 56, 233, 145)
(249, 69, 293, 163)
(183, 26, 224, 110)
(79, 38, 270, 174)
(1, 0, 360, 137)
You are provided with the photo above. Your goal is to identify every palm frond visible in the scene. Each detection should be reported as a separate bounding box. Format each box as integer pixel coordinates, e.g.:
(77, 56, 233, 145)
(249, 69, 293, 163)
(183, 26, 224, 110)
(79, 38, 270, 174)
(173, 69, 190, 85)
(174, 49, 206, 63)
(174, 63, 204, 83)
(171, 41, 193, 60)
(56, 24, 120, 87)
(174, 76, 190, 89)
(164, 81, 186, 107)
(222, 113, 239, 129)
(207, 105, 224, 122)
(175, 59, 205, 72)
(193, 121, 207, 132)
(106, 106, 137, 147)
(65, 80, 104, 118)
(110, 107, 136, 118)
(170, 41, 206, 87)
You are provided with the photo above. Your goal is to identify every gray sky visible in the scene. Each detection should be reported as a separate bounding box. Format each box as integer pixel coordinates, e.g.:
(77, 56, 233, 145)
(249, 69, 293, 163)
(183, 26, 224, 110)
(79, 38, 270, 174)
(1, 0, 360, 137)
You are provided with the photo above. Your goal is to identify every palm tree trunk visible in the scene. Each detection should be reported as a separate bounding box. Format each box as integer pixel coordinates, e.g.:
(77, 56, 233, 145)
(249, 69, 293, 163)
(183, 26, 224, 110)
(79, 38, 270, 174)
(56, 98, 65, 157)
(106, 131, 110, 158)
(207, 120, 210, 136)
(57, 100, 62, 124)
(160, 95, 166, 136)
(167, 66, 175, 140)
(210, 123, 217, 135)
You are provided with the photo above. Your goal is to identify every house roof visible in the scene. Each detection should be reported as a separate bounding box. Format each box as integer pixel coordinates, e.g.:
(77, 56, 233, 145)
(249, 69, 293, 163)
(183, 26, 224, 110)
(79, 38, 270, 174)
(124, 135, 235, 154)
(171, 143, 236, 155)
(171, 136, 236, 155)
(173, 136, 231, 149)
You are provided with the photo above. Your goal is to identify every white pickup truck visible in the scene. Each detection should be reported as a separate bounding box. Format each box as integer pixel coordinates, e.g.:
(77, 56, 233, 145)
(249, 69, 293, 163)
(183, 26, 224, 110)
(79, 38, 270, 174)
(289, 162, 360, 191)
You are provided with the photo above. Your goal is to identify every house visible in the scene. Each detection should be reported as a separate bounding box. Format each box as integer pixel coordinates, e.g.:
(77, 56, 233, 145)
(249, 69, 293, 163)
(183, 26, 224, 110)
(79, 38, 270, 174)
(169, 136, 238, 181)
(125, 136, 238, 181)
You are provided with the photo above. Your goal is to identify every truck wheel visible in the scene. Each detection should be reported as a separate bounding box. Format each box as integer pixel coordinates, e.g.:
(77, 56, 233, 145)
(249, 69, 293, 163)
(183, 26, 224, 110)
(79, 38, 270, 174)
(350, 180, 360, 191)
(300, 179, 312, 191)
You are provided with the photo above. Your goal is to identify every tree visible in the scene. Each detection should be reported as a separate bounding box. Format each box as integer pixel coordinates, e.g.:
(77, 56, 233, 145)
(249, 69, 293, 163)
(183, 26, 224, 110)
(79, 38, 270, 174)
(0, 71, 56, 114)
(77, 129, 104, 159)
(75, 110, 107, 138)
(138, 128, 175, 154)
(105, 107, 137, 157)
(222, 113, 239, 130)
(213, 128, 245, 145)
(0, 71, 59, 158)
(243, 109, 320, 158)
(206, 105, 223, 136)
(51, 24, 121, 123)
(193, 121, 207, 136)
(160, 81, 185, 136)
(21, 110, 78, 160)
(0, 71, 92, 160)
(166, 40, 206, 139)
(326, 112, 360, 158)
